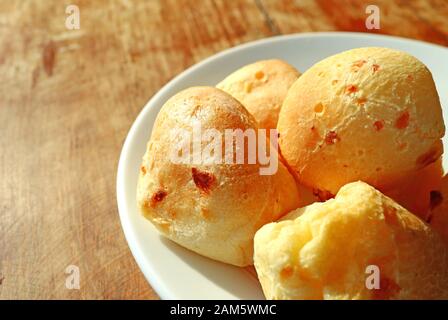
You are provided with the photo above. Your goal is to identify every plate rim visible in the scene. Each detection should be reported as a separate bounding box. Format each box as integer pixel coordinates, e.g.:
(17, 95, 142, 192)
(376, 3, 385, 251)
(116, 31, 448, 300)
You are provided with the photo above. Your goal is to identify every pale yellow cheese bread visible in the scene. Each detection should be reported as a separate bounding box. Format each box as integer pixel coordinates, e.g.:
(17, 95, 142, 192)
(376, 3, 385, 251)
(217, 59, 300, 129)
(254, 181, 448, 299)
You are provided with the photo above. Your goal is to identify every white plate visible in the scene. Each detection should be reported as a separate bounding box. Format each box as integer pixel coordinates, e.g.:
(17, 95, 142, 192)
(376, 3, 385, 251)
(116, 32, 448, 300)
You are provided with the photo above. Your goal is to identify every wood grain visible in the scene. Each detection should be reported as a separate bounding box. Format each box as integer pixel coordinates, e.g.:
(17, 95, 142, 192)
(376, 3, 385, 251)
(0, 0, 446, 300)
(262, 0, 448, 46)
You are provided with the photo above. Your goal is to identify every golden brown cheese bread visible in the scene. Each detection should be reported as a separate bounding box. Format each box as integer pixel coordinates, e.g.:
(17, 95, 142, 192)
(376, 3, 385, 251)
(254, 181, 448, 300)
(429, 175, 448, 245)
(137, 87, 300, 267)
(217, 59, 300, 129)
(277, 47, 445, 195)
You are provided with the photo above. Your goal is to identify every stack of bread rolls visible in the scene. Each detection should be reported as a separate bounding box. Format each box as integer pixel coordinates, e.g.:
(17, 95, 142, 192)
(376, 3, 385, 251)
(137, 47, 448, 299)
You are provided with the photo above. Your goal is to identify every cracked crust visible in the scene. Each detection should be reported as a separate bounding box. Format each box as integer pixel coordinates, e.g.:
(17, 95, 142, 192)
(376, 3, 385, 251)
(254, 181, 448, 299)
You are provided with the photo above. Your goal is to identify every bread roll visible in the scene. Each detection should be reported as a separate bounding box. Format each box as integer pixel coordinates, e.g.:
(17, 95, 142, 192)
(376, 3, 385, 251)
(137, 87, 300, 266)
(217, 59, 300, 129)
(429, 175, 448, 245)
(254, 181, 448, 299)
(381, 158, 443, 220)
(277, 47, 445, 195)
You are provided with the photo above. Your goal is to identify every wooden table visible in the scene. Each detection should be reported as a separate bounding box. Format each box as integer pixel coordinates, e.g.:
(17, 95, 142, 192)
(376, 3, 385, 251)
(0, 0, 447, 300)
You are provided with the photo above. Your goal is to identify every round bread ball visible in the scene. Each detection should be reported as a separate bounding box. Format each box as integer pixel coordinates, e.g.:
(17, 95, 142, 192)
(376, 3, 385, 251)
(217, 59, 300, 129)
(137, 87, 300, 267)
(277, 47, 445, 195)
(254, 181, 448, 300)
